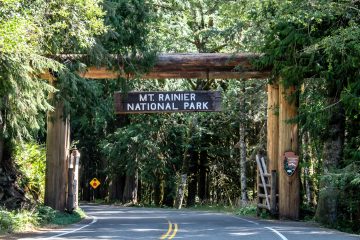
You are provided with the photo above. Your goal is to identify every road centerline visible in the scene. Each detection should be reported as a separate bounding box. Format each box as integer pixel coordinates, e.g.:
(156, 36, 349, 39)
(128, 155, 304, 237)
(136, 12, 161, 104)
(160, 220, 179, 240)
(168, 223, 178, 239)
(160, 220, 173, 239)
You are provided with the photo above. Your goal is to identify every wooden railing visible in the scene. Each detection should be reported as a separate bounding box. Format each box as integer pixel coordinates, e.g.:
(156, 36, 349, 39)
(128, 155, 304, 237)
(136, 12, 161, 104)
(256, 155, 278, 215)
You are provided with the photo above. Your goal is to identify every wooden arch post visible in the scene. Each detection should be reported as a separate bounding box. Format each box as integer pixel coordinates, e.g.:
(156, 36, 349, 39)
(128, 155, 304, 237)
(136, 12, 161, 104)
(44, 80, 70, 211)
(278, 84, 299, 219)
(267, 84, 279, 173)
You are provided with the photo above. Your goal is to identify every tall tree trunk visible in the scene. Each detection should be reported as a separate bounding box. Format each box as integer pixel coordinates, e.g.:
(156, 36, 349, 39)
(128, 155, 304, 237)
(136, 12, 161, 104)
(278, 85, 299, 220)
(302, 131, 313, 206)
(239, 80, 248, 206)
(109, 115, 129, 202)
(0, 106, 5, 165)
(315, 98, 345, 225)
(267, 84, 279, 172)
(175, 118, 196, 209)
(163, 174, 176, 207)
(109, 174, 125, 201)
(122, 170, 138, 204)
(153, 175, 163, 206)
(187, 147, 198, 207)
(45, 101, 70, 211)
(198, 147, 209, 203)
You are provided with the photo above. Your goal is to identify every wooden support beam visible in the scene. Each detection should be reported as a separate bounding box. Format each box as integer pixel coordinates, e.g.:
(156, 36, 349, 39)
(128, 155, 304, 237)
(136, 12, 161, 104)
(278, 84, 300, 220)
(267, 84, 279, 172)
(270, 170, 278, 215)
(44, 88, 70, 211)
(40, 53, 270, 80)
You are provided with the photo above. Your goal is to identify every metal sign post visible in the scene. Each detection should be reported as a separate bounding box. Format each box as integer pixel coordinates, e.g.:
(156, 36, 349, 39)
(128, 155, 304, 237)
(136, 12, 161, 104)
(90, 178, 101, 202)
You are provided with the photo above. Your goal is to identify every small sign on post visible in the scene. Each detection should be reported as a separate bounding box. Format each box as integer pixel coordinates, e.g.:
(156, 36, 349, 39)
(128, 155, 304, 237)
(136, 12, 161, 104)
(90, 178, 101, 189)
(283, 152, 299, 176)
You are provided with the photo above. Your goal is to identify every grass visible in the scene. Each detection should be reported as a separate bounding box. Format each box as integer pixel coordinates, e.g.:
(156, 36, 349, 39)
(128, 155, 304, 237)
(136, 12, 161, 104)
(0, 205, 86, 234)
(188, 204, 236, 213)
(188, 203, 258, 217)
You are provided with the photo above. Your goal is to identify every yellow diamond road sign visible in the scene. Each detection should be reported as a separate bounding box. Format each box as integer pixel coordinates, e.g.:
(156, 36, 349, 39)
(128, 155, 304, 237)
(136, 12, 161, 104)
(90, 178, 100, 189)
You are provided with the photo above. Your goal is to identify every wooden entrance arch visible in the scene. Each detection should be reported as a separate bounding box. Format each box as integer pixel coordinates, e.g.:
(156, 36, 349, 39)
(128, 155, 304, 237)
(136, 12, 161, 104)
(43, 53, 299, 219)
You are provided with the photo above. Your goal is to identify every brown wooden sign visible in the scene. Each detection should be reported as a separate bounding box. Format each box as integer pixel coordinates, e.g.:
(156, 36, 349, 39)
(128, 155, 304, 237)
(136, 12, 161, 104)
(114, 91, 222, 114)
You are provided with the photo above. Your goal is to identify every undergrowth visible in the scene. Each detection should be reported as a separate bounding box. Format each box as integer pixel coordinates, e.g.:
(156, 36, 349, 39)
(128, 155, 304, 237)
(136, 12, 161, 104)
(0, 206, 85, 234)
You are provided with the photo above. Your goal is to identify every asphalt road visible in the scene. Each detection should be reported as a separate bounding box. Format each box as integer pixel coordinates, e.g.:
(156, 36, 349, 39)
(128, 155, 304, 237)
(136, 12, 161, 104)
(17, 204, 360, 240)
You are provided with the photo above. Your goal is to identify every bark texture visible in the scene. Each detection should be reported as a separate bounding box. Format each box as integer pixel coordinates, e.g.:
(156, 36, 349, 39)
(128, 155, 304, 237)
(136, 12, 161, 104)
(198, 146, 209, 203)
(122, 171, 138, 204)
(278, 85, 299, 220)
(44, 101, 70, 211)
(41, 53, 270, 80)
(267, 84, 279, 172)
(239, 80, 247, 205)
(187, 147, 198, 207)
(315, 98, 345, 225)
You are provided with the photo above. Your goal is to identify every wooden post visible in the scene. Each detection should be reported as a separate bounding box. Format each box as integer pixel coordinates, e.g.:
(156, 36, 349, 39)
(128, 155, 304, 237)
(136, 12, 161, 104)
(74, 155, 80, 208)
(270, 170, 277, 215)
(67, 164, 74, 212)
(44, 93, 70, 211)
(267, 84, 279, 172)
(278, 85, 299, 219)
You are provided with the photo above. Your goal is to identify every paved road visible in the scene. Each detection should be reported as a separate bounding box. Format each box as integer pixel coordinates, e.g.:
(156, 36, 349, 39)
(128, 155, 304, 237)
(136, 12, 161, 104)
(18, 204, 359, 240)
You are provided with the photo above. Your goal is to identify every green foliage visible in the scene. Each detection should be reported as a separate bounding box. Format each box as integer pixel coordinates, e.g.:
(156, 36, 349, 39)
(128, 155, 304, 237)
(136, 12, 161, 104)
(48, 208, 86, 225)
(189, 204, 235, 213)
(14, 143, 46, 203)
(0, 205, 85, 234)
(0, 54, 58, 141)
(44, 0, 106, 54)
(317, 164, 360, 233)
(0, 208, 36, 233)
(0, 0, 106, 143)
(150, 0, 244, 52)
(236, 204, 257, 216)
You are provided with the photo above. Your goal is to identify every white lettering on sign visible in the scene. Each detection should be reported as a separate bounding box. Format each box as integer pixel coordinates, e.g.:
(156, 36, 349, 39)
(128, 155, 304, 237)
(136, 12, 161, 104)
(183, 102, 209, 110)
(139, 94, 147, 102)
(126, 102, 181, 111)
(159, 94, 164, 101)
(203, 102, 208, 109)
(157, 93, 197, 102)
(116, 91, 221, 113)
(139, 94, 154, 102)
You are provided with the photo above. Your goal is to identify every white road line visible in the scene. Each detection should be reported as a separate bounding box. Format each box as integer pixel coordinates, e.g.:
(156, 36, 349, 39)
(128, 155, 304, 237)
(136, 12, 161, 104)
(236, 217, 259, 225)
(228, 215, 260, 225)
(40, 216, 97, 239)
(265, 227, 288, 240)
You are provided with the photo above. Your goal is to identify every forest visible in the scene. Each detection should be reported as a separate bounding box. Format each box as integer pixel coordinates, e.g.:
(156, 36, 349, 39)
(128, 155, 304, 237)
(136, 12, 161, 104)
(0, 0, 359, 234)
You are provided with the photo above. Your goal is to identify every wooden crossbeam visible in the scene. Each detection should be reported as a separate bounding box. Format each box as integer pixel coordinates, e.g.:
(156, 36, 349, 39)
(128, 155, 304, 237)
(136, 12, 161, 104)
(40, 53, 270, 80)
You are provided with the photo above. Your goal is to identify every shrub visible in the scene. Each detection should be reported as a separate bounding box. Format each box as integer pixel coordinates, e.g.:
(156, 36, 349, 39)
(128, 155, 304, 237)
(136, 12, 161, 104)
(14, 143, 46, 203)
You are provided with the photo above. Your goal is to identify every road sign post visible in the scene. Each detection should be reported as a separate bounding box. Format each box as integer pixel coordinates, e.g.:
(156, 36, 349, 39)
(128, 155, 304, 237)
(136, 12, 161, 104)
(90, 178, 100, 202)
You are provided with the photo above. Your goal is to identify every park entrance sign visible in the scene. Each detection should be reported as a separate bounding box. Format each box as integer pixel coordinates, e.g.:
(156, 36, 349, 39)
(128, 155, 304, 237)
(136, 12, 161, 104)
(114, 91, 221, 114)
(42, 53, 299, 220)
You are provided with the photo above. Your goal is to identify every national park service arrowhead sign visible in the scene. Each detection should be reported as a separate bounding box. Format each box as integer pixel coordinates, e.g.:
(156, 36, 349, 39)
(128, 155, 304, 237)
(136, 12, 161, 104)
(283, 152, 299, 176)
